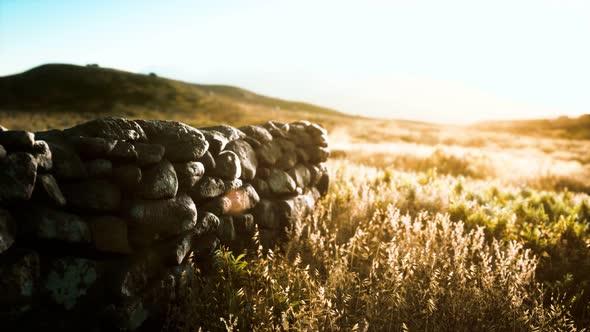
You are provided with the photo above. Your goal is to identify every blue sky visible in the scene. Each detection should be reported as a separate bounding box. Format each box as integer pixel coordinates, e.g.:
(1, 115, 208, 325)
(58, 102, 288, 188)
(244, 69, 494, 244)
(1, 0, 589, 123)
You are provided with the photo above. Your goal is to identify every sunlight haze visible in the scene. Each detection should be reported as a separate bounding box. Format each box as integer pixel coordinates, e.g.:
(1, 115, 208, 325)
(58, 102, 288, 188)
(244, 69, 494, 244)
(1, 0, 588, 124)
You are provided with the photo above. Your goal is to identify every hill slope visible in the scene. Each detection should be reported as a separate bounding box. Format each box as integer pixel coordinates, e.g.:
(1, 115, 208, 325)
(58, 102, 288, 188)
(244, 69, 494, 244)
(0, 64, 347, 130)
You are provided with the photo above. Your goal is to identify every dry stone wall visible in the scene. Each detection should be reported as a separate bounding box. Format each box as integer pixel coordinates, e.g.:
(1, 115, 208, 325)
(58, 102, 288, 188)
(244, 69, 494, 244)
(0, 117, 330, 331)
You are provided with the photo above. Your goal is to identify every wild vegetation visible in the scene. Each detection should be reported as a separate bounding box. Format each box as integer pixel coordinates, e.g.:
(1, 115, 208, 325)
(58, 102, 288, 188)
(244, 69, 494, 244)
(2, 64, 590, 331)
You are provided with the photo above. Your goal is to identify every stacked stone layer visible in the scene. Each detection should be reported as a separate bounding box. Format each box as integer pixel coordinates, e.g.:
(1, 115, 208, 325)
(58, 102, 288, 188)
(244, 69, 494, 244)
(0, 117, 329, 331)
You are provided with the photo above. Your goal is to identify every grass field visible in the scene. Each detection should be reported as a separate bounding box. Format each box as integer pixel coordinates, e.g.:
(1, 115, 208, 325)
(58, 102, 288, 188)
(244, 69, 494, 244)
(2, 65, 590, 331)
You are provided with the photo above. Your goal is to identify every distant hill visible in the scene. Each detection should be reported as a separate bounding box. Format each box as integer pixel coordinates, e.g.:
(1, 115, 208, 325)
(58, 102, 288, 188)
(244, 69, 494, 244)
(0, 64, 348, 130)
(475, 115, 590, 140)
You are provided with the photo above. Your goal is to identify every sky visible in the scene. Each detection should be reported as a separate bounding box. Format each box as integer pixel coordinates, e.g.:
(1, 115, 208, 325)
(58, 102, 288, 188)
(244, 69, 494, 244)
(1, 0, 589, 124)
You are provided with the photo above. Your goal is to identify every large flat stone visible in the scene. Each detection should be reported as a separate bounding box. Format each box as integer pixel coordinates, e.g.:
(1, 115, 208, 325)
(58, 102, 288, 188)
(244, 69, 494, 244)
(135, 120, 209, 161)
(64, 117, 147, 142)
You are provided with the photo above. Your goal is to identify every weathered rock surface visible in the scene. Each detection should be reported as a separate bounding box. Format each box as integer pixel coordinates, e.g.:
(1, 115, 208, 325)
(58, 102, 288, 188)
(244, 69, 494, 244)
(137, 160, 178, 199)
(64, 117, 147, 142)
(214, 150, 242, 180)
(135, 142, 165, 166)
(173, 161, 205, 192)
(0, 152, 38, 202)
(136, 120, 208, 161)
(127, 194, 197, 236)
(225, 139, 258, 180)
(35, 174, 66, 206)
(267, 168, 297, 195)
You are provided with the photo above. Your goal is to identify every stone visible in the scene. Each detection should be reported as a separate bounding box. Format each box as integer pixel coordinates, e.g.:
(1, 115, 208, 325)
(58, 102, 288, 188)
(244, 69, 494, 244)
(173, 161, 205, 192)
(275, 138, 297, 153)
(275, 152, 297, 170)
(225, 184, 260, 215)
(197, 150, 216, 171)
(107, 140, 138, 161)
(127, 194, 197, 236)
(225, 139, 258, 180)
(191, 233, 219, 259)
(308, 164, 322, 186)
(201, 125, 245, 141)
(239, 125, 273, 143)
(201, 130, 228, 155)
(0, 209, 15, 253)
(32, 140, 53, 171)
(0, 152, 37, 202)
(243, 136, 262, 149)
(217, 215, 236, 243)
(191, 176, 226, 201)
(104, 250, 163, 303)
(259, 228, 279, 249)
(112, 164, 142, 187)
(88, 216, 131, 254)
(296, 148, 310, 163)
(312, 133, 329, 147)
(307, 146, 330, 163)
(137, 160, 178, 199)
(262, 121, 289, 138)
(134, 142, 165, 166)
(257, 167, 271, 179)
(19, 206, 91, 244)
(200, 196, 232, 216)
(68, 136, 116, 158)
(135, 120, 209, 161)
(214, 150, 242, 179)
(61, 179, 121, 211)
(292, 131, 313, 146)
(289, 164, 311, 188)
(317, 166, 330, 196)
(224, 178, 243, 192)
(84, 159, 112, 177)
(35, 174, 66, 206)
(64, 117, 147, 141)
(0, 130, 35, 151)
(42, 257, 100, 310)
(251, 199, 277, 229)
(251, 178, 271, 197)
(307, 123, 328, 137)
(0, 250, 40, 317)
(256, 140, 281, 166)
(45, 140, 87, 179)
(157, 233, 193, 265)
(0, 144, 5, 159)
(195, 212, 221, 236)
(233, 214, 255, 237)
(267, 168, 297, 195)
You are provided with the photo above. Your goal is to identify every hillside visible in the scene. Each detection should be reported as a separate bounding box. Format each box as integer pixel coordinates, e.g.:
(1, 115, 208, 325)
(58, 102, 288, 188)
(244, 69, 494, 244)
(0, 64, 348, 130)
(474, 114, 590, 140)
